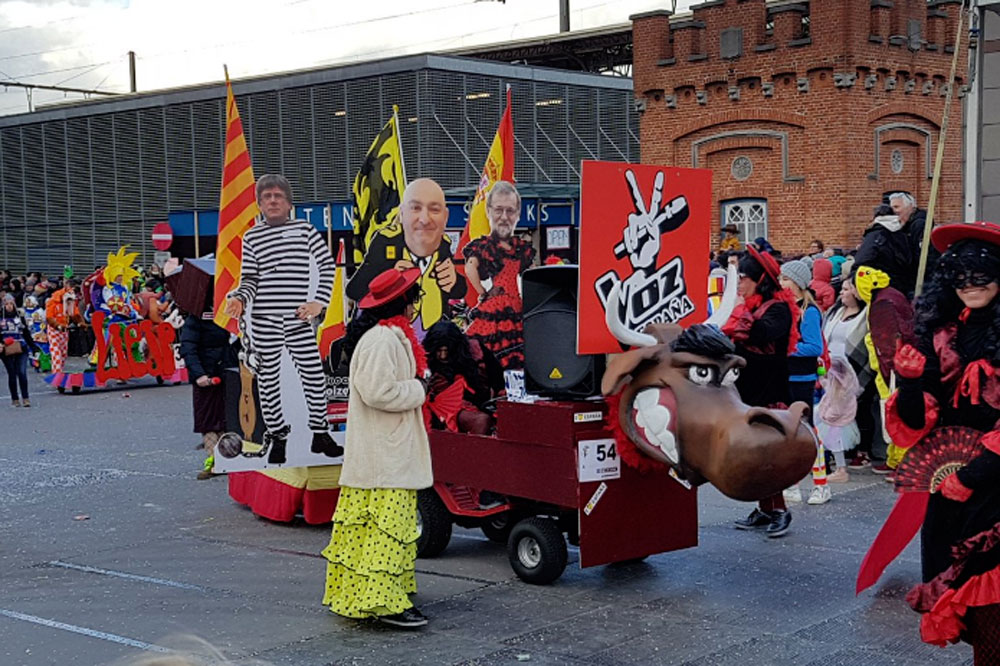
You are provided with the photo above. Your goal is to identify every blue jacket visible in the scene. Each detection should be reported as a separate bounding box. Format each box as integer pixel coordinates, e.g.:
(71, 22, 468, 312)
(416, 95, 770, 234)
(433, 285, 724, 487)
(788, 303, 823, 382)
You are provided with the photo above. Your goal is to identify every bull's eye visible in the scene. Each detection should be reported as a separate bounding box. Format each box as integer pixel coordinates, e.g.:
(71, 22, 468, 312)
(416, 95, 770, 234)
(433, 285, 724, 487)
(721, 367, 740, 387)
(687, 365, 716, 386)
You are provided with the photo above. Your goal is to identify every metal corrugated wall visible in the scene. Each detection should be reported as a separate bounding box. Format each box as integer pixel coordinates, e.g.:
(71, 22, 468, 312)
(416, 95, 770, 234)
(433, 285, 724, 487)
(0, 68, 635, 273)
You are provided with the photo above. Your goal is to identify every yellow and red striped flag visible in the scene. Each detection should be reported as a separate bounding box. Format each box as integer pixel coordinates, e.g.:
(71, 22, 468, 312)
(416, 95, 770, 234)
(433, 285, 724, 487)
(317, 239, 348, 361)
(213, 69, 258, 334)
(459, 86, 514, 250)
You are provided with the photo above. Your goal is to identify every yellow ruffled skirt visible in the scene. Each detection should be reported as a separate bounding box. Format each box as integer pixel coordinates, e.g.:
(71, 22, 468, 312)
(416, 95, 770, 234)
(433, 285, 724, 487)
(321, 487, 418, 619)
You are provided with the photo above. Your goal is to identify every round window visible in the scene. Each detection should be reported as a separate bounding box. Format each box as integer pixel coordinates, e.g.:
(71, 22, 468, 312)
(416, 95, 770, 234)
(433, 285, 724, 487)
(731, 156, 753, 181)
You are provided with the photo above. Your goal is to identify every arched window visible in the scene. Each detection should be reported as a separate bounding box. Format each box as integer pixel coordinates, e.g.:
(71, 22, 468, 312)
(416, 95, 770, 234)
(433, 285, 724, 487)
(721, 198, 767, 244)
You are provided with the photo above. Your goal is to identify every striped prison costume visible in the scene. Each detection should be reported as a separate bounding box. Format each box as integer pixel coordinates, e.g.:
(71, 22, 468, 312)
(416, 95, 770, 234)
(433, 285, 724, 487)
(231, 219, 335, 436)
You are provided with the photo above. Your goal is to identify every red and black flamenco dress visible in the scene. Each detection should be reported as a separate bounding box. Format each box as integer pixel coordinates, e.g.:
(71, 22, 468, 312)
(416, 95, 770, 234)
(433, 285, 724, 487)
(888, 313, 1000, 656)
(462, 236, 534, 370)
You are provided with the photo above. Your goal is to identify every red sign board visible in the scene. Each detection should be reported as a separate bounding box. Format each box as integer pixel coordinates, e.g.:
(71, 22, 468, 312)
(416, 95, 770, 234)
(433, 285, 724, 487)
(577, 161, 712, 354)
(151, 222, 173, 251)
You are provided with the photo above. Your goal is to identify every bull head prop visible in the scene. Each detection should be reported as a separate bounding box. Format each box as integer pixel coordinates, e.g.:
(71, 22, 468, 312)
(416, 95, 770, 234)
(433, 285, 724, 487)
(602, 265, 816, 501)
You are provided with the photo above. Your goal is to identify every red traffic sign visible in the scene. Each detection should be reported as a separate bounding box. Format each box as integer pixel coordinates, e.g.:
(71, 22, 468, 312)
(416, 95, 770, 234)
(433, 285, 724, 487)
(151, 222, 173, 251)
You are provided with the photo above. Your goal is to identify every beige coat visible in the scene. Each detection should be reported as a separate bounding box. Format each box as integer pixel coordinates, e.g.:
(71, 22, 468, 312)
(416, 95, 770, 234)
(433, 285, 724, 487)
(339, 324, 433, 490)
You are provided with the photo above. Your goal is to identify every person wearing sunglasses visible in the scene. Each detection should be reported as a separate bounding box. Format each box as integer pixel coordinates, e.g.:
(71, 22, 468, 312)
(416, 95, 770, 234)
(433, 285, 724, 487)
(882, 222, 1000, 659)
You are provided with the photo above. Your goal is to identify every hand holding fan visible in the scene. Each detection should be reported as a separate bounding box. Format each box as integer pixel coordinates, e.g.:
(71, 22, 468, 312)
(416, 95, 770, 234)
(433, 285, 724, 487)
(894, 426, 984, 493)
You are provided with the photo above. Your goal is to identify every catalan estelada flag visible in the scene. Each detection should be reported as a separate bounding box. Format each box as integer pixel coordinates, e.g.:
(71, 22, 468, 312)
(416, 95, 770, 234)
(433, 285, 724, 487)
(459, 86, 514, 250)
(214, 68, 258, 334)
(317, 239, 347, 361)
(352, 105, 406, 265)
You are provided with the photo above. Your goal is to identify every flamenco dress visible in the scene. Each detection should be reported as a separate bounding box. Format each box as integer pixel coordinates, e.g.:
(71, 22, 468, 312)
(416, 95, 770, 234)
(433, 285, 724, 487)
(321, 488, 418, 618)
(890, 307, 1000, 657)
(463, 236, 534, 370)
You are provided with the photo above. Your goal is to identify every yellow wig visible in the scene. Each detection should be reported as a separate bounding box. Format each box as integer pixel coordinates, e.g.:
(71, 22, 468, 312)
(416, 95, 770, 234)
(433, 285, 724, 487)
(103, 246, 141, 286)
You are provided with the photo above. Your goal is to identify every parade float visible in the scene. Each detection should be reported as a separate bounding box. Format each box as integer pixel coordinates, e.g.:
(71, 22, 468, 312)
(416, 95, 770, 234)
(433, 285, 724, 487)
(46, 247, 186, 393)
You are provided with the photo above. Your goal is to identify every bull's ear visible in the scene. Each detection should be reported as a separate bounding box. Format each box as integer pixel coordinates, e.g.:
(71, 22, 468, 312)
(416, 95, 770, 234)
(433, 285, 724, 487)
(643, 323, 682, 346)
(601, 346, 662, 396)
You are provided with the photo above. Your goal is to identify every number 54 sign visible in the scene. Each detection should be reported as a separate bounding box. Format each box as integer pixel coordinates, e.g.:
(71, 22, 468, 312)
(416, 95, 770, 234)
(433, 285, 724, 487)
(578, 438, 621, 482)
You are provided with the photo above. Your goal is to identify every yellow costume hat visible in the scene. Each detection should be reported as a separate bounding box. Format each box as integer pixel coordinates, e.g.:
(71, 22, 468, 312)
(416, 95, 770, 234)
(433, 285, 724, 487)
(103, 246, 141, 286)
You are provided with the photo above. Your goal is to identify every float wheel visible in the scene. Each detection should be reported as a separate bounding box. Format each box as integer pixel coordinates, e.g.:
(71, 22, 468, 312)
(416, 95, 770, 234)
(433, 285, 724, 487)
(481, 511, 515, 543)
(416, 489, 452, 558)
(507, 517, 567, 585)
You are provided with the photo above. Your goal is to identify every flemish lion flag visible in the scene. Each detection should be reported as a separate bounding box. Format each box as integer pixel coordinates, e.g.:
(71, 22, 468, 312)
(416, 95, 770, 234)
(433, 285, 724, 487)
(459, 86, 514, 250)
(214, 69, 258, 334)
(352, 105, 406, 264)
(317, 239, 347, 361)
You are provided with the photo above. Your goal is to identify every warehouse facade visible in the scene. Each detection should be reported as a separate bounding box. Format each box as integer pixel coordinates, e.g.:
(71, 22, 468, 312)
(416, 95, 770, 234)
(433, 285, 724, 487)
(0, 54, 638, 272)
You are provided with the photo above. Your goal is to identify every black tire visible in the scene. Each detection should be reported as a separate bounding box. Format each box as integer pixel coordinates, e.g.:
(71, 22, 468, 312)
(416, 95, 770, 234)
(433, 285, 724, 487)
(155, 376, 165, 385)
(507, 517, 567, 585)
(481, 512, 514, 543)
(71, 386, 81, 394)
(416, 489, 452, 559)
(57, 387, 65, 394)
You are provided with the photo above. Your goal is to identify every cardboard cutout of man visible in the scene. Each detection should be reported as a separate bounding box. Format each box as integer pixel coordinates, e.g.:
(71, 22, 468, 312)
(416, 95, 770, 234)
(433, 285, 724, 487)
(224, 174, 342, 465)
(347, 178, 467, 334)
(463, 180, 535, 369)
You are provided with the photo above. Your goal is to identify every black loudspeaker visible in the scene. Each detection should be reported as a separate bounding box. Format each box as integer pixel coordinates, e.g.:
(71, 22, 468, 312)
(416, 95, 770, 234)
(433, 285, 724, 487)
(522, 265, 605, 398)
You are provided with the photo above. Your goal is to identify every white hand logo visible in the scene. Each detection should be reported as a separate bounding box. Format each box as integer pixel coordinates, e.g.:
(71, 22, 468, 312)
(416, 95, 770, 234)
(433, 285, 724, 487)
(621, 170, 668, 270)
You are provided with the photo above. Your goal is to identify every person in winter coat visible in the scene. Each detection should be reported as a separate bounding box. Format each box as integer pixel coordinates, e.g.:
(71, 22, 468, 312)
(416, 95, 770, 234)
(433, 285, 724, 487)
(179, 310, 239, 479)
(822, 276, 873, 474)
(854, 194, 938, 298)
(1, 294, 38, 407)
(779, 259, 831, 505)
(810, 258, 837, 312)
(322, 267, 431, 629)
(884, 221, 1000, 661)
(725, 247, 800, 537)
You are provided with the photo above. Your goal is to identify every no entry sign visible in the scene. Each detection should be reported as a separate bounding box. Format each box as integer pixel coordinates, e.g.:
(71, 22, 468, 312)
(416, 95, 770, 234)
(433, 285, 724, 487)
(151, 222, 173, 251)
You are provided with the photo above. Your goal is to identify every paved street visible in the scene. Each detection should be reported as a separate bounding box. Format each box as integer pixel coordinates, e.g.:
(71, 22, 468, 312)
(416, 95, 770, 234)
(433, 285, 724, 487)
(0, 369, 973, 666)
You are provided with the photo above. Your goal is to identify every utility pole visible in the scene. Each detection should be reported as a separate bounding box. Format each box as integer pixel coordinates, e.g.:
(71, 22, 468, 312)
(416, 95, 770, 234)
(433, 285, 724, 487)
(128, 50, 136, 93)
(559, 0, 569, 32)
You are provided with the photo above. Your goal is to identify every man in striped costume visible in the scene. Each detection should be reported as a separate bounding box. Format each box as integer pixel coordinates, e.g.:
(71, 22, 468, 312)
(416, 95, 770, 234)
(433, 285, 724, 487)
(224, 174, 341, 465)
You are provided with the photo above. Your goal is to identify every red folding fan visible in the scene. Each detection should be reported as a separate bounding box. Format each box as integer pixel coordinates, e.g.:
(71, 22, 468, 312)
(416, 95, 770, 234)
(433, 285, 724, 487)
(894, 426, 985, 493)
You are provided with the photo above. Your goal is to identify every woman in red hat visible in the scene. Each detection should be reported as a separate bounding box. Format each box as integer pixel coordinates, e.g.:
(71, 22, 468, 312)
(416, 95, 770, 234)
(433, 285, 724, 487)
(321, 267, 432, 629)
(725, 246, 802, 538)
(889, 222, 1000, 660)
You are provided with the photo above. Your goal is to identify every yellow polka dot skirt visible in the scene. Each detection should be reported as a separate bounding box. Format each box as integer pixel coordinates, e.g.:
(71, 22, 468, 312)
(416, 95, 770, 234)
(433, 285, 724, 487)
(321, 487, 419, 619)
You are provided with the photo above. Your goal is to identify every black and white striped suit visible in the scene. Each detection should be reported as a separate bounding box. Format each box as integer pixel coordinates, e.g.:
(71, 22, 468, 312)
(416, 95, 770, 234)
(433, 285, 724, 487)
(231, 219, 335, 435)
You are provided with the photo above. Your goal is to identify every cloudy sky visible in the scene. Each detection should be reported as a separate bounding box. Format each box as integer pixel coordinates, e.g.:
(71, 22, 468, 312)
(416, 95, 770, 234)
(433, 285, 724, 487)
(0, 0, 695, 116)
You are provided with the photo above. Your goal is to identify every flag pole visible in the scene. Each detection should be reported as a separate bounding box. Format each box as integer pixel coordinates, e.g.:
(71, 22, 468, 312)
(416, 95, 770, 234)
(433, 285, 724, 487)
(326, 204, 333, 254)
(914, 0, 967, 298)
(393, 104, 407, 185)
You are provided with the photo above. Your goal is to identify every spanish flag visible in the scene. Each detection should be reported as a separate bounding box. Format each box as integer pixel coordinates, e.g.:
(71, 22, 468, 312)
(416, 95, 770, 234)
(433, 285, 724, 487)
(214, 68, 258, 334)
(459, 86, 514, 250)
(317, 239, 347, 361)
(352, 105, 406, 265)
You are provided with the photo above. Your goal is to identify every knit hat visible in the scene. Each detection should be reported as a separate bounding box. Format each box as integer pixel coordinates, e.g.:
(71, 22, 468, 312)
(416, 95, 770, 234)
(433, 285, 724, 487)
(780, 259, 812, 290)
(801, 255, 814, 270)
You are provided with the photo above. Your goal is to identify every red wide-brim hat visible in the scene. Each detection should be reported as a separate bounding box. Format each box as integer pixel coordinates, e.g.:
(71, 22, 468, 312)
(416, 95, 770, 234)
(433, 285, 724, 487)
(931, 221, 1000, 252)
(747, 244, 781, 283)
(359, 267, 421, 309)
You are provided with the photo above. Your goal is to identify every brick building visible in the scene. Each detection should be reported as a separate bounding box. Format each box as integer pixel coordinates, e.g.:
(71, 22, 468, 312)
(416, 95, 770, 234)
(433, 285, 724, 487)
(631, 0, 967, 255)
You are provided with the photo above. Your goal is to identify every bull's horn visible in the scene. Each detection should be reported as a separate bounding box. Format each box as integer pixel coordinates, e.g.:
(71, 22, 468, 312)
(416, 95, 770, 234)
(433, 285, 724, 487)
(605, 280, 658, 347)
(705, 263, 738, 328)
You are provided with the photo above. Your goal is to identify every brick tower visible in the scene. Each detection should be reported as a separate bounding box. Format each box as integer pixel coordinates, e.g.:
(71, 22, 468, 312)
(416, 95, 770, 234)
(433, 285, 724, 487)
(631, 0, 967, 254)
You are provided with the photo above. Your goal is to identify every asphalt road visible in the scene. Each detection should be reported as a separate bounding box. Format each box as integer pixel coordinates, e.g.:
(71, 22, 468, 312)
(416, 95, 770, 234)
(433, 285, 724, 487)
(0, 367, 973, 665)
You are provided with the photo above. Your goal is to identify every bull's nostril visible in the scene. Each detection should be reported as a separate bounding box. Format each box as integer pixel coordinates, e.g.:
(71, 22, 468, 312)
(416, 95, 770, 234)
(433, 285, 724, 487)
(747, 411, 787, 436)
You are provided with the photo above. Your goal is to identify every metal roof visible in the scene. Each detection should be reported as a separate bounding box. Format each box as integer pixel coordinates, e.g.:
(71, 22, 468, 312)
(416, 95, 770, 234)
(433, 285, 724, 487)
(0, 53, 630, 128)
